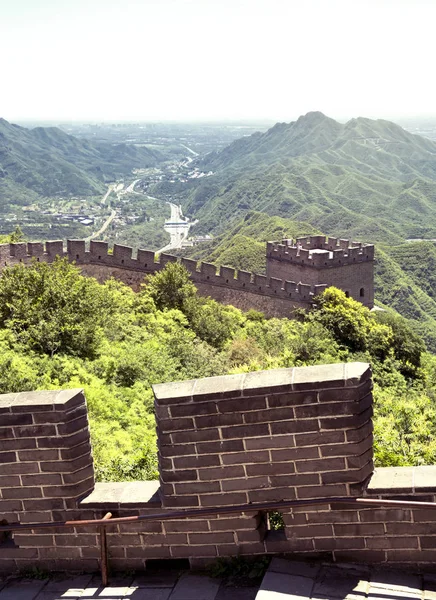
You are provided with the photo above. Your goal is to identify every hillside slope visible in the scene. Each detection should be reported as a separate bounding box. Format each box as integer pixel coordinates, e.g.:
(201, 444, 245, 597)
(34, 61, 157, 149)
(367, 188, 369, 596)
(173, 113, 436, 243)
(0, 118, 163, 203)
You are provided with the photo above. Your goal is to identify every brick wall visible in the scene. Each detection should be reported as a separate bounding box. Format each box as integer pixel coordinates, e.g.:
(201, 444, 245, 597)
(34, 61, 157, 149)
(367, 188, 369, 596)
(0, 238, 372, 318)
(0, 389, 95, 572)
(3, 364, 436, 574)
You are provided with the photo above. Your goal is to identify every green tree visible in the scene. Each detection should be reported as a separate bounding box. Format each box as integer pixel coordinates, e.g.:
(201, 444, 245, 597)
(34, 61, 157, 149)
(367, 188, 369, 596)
(0, 258, 110, 357)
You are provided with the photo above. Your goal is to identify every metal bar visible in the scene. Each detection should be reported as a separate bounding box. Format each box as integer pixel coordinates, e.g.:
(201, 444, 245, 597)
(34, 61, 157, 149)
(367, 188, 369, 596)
(100, 512, 112, 587)
(1, 496, 435, 533)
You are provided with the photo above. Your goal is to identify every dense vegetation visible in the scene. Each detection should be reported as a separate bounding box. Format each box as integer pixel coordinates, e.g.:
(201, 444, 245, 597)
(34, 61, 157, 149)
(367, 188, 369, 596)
(2, 258, 436, 479)
(151, 112, 436, 246)
(0, 117, 164, 205)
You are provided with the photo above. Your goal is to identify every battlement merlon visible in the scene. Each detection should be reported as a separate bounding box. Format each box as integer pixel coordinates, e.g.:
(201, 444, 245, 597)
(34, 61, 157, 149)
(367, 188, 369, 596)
(267, 236, 375, 266)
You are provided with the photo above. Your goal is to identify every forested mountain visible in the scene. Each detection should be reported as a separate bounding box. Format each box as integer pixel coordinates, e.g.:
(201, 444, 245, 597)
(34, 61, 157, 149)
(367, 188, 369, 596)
(0, 118, 163, 204)
(181, 212, 436, 352)
(174, 113, 436, 243)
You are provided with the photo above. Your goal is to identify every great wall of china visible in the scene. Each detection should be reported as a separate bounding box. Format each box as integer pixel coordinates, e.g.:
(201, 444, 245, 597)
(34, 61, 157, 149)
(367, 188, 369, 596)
(0, 235, 375, 317)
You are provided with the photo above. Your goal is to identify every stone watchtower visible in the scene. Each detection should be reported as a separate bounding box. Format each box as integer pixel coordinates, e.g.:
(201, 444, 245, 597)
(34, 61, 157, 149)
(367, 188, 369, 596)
(266, 235, 374, 308)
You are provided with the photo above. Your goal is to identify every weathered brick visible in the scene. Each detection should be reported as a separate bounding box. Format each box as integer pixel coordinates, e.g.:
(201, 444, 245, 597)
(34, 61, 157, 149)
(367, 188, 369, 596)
(318, 387, 362, 403)
(333, 550, 385, 563)
(315, 537, 365, 550)
(246, 462, 296, 477)
(0, 452, 17, 463)
(346, 448, 373, 469)
(156, 443, 196, 458)
(0, 438, 37, 451)
(19, 449, 59, 461)
(14, 534, 54, 547)
(155, 417, 194, 433)
(21, 473, 62, 486)
(196, 413, 243, 429)
(16, 425, 57, 438)
(161, 470, 197, 483)
(1, 462, 40, 475)
(170, 544, 217, 557)
(200, 492, 248, 507)
(222, 476, 269, 492)
(243, 407, 295, 424)
(367, 536, 418, 549)
(296, 484, 347, 499)
(0, 475, 20, 486)
(222, 424, 270, 440)
(295, 457, 346, 473)
(189, 532, 234, 544)
(296, 431, 345, 446)
(0, 414, 33, 426)
(163, 495, 199, 507)
(271, 447, 320, 462)
(196, 439, 244, 455)
(334, 523, 385, 536)
(244, 435, 295, 451)
(60, 442, 91, 460)
(267, 391, 317, 407)
(294, 403, 354, 419)
(320, 407, 372, 431)
(171, 429, 220, 444)
(173, 455, 220, 469)
(164, 520, 210, 533)
(57, 416, 89, 436)
(359, 509, 411, 523)
(198, 466, 245, 481)
(221, 451, 270, 465)
(218, 397, 266, 414)
(270, 419, 319, 435)
(173, 481, 221, 494)
(2, 486, 42, 499)
(320, 435, 373, 457)
(171, 401, 217, 418)
(269, 473, 320, 487)
(247, 487, 295, 502)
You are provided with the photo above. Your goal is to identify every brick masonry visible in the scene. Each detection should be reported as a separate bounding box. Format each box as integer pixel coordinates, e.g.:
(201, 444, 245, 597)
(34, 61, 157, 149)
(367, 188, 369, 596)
(1, 363, 436, 573)
(0, 235, 374, 318)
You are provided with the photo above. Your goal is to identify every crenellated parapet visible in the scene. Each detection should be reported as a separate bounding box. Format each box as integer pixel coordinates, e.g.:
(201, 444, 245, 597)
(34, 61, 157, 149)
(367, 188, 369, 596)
(0, 240, 326, 308)
(267, 235, 374, 268)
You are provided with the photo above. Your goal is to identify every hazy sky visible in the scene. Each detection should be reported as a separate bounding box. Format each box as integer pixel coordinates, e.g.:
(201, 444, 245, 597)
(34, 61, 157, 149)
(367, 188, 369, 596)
(1, 0, 435, 122)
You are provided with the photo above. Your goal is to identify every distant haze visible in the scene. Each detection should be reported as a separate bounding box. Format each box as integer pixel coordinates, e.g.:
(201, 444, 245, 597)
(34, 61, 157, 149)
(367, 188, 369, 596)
(2, 0, 436, 122)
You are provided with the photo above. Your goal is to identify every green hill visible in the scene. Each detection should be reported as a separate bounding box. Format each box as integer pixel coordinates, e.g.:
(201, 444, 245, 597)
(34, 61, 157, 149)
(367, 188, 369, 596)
(0, 118, 164, 203)
(167, 113, 436, 244)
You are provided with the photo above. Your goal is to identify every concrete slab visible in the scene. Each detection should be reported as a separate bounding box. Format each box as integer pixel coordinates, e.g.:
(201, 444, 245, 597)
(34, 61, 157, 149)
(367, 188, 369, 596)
(41, 574, 93, 592)
(132, 571, 180, 588)
(0, 579, 47, 600)
(215, 585, 259, 600)
(128, 589, 173, 600)
(169, 574, 221, 600)
(258, 572, 315, 599)
(370, 571, 421, 594)
(269, 558, 321, 579)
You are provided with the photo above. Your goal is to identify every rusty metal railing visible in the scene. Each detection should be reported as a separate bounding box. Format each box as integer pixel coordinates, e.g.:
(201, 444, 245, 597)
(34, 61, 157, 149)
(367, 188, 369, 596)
(1, 496, 435, 585)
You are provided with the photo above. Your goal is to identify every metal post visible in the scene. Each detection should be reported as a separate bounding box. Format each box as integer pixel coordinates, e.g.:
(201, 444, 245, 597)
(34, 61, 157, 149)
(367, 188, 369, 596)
(99, 512, 112, 587)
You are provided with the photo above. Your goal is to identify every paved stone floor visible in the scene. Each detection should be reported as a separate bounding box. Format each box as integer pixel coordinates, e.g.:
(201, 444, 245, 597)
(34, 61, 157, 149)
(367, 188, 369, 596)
(1, 559, 436, 600)
(0, 571, 259, 600)
(258, 557, 436, 599)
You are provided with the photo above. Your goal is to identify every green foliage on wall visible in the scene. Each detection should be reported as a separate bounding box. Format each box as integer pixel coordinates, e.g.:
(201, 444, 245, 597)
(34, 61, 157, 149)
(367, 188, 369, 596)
(0, 260, 434, 477)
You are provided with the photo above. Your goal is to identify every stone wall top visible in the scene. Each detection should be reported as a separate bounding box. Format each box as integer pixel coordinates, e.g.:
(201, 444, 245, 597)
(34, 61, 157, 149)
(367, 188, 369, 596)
(0, 388, 85, 412)
(153, 362, 371, 404)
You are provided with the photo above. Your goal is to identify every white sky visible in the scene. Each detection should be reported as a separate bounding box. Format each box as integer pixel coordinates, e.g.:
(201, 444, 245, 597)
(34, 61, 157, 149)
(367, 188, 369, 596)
(1, 0, 435, 122)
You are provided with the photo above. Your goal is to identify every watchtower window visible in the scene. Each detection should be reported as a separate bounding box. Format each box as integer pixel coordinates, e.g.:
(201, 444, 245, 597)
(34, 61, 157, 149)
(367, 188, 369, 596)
(360, 288, 365, 297)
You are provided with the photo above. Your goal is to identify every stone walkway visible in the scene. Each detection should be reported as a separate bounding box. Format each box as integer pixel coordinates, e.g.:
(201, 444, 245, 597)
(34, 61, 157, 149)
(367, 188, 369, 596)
(0, 571, 259, 600)
(1, 559, 436, 600)
(258, 557, 436, 599)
